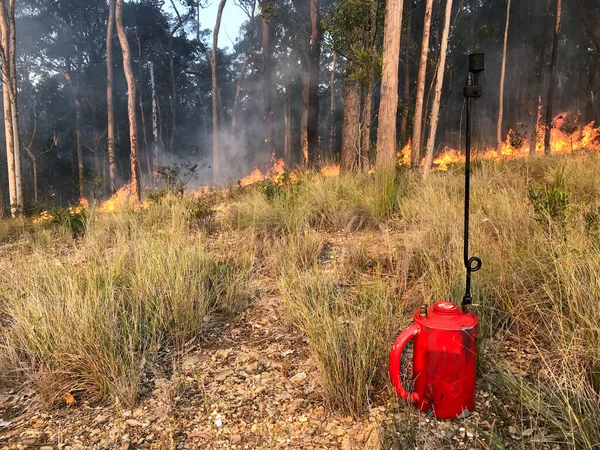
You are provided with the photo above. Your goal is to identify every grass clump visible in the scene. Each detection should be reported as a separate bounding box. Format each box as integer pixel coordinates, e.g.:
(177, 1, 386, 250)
(280, 269, 398, 417)
(0, 201, 253, 406)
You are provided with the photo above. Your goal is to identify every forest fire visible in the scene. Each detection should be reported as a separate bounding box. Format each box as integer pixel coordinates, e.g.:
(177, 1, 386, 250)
(429, 114, 600, 171)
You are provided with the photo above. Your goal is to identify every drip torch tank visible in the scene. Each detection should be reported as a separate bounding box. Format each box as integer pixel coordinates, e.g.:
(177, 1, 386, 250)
(389, 53, 485, 419)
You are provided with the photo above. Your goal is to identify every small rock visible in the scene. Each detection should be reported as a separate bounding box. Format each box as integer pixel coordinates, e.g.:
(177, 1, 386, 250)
(508, 425, 517, 435)
(94, 414, 109, 424)
(125, 419, 143, 427)
(230, 434, 242, 445)
(289, 372, 307, 384)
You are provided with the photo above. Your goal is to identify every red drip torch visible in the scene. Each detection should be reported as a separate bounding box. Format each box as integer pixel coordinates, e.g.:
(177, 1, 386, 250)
(389, 53, 485, 419)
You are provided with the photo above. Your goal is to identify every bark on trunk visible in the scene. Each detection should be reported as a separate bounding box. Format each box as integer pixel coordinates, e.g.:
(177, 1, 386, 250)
(411, 0, 433, 165)
(530, 0, 551, 155)
(423, 0, 453, 177)
(307, 0, 320, 165)
(544, 0, 562, 155)
(376, 0, 404, 173)
(107, 0, 117, 193)
(340, 75, 361, 172)
(211, 0, 227, 184)
(116, 0, 141, 201)
(497, 0, 511, 155)
(329, 52, 337, 156)
(1, 35, 16, 214)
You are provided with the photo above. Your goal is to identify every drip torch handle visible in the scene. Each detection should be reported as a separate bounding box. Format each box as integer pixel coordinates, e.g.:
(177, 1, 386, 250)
(389, 324, 420, 404)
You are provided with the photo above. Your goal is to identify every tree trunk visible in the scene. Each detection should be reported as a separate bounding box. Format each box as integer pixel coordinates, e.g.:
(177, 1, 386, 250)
(400, 1, 411, 145)
(8, 0, 20, 208)
(574, 0, 600, 52)
(376, 0, 404, 173)
(300, 67, 309, 165)
(284, 85, 291, 164)
(497, 0, 511, 155)
(340, 76, 361, 172)
(423, 0, 453, 177)
(307, 0, 320, 164)
(210, 0, 227, 184)
(1, 12, 16, 216)
(136, 34, 150, 186)
(361, 75, 374, 170)
(411, 0, 433, 165)
(116, 0, 141, 201)
(544, 0, 562, 155)
(329, 51, 337, 156)
(168, 37, 177, 155)
(231, 55, 249, 132)
(149, 61, 159, 186)
(106, 0, 117, 193)
(261, 3, 274, 156)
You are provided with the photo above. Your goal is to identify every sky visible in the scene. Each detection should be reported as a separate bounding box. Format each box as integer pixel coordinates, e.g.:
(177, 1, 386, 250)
(199, 1, 248, 49)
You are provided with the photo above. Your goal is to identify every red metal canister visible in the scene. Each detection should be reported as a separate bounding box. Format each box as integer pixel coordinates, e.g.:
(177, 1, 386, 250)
(389, 301, 478, 419)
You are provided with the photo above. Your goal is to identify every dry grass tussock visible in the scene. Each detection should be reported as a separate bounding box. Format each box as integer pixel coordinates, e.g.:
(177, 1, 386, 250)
(0, 199, 254, 407)
(2, 154, 600, 447)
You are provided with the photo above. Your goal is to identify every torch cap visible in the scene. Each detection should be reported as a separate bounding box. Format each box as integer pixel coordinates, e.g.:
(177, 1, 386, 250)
(468, 52, 485, 73)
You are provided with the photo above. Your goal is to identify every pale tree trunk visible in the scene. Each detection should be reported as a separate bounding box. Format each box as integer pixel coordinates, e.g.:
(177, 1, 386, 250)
(1, 35, 16, 214)
(307, 0, 320, 164)
(329, 51, 337, 156)
(544, 0, 561, 155)
(497, 0, 511, 155)
(106, 0, 117, 193)
(261, 1, 274, 155)
(284, 85, 291, 164)
(209, 0, 227, 183)
(116, 0, 141, 201)
(340, 75, 361, 172)
(8, 0, 20, 208)
(376, 0, 404, 172)
(400, 1, 411, 145)
(149, 61, 159, 185)
(411, 0, 433, 165)
(423, 0, 453, 177)
(0, 0, 19, 215)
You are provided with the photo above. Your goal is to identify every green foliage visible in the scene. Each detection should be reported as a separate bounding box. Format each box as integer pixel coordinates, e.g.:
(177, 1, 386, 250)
(528, 182, 569, 228)
(43, 205, 88, 238)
